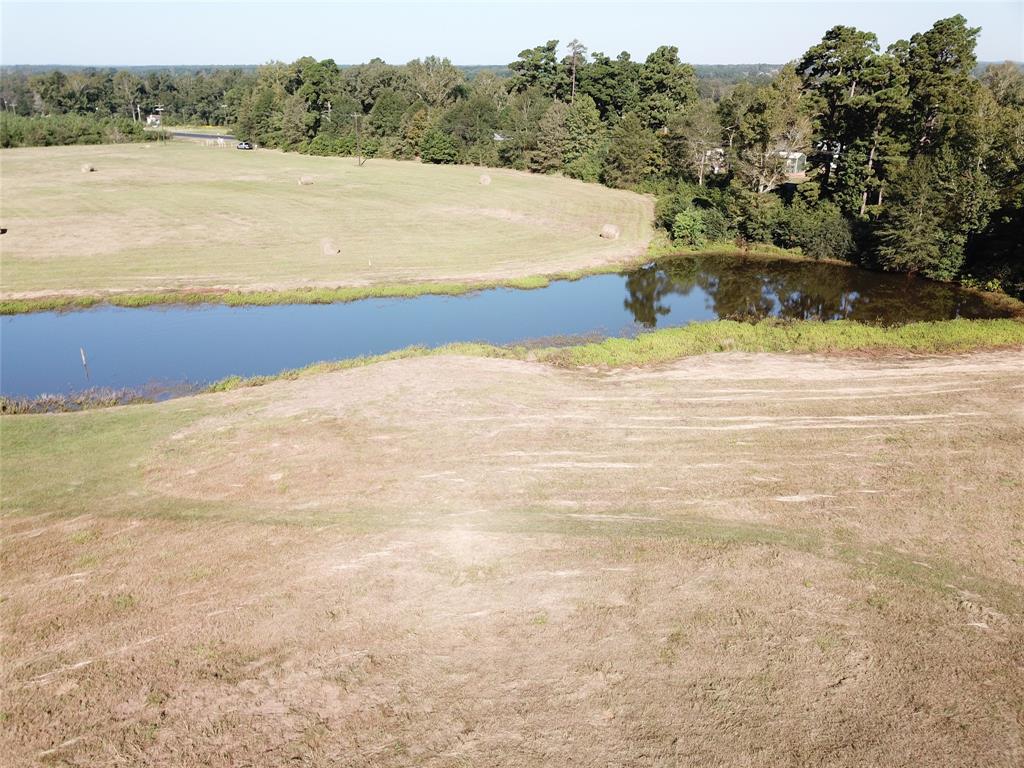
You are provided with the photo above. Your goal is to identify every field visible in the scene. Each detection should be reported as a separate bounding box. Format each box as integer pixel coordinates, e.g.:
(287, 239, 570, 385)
(0, 142, 653, 299)
(3, 346, 1023, 766)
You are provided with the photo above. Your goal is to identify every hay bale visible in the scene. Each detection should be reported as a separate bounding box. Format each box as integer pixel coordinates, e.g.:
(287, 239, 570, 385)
(479, 174, 491, 186)
(320, 238, 340, 256)
(599, 223, 620, 240)
(80, 164, 95, 173)
(298, 176, 314, 186)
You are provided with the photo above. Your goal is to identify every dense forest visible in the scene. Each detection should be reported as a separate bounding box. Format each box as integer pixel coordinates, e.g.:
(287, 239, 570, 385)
(2, 15, 1021, 295)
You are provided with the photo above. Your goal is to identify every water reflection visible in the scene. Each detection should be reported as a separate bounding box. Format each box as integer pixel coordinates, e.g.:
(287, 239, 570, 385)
(1, 253, 1015, 400)
(622, 255, 1006, 327)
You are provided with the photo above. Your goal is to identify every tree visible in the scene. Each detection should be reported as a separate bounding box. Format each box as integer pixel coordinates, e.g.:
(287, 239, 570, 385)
(367, 89, 410, 137)
(532, 101, 569, 172)
(874, 156, 950, 277)
(294, 57, 340, 134)
(897, 15, 981, 153)
(578, 51, 640, 120)
(509, 40, 567, 98)
(419, 126, 458, 163)
(112, 71, 143, 121)
(566, 39, 587, 104)
(563, 94, 604, 168)
(498, 87, 550, 169)
(279, 91, 314, 147)
(343, 58, 405, 111)
(730, 67, 812, 193)
(834, 53, 910, 217)
(602, 111, 664, 187)
(637, 45, 698, 130)
(399, 107, 431, 158)
(797, 25, 881, 192)
(444, 92, 500, 165)
(667, 100, 721, 185)
(718, 81, 758, 150)
(406, 56, 463, 111)
(981, 61, 1024, 107)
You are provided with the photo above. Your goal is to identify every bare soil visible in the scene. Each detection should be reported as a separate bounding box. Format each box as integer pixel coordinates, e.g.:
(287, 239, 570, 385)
(2, 351, 1023, 766)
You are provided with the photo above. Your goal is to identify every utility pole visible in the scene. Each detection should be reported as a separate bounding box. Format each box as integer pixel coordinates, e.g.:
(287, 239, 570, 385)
(350, 112, 366, 166)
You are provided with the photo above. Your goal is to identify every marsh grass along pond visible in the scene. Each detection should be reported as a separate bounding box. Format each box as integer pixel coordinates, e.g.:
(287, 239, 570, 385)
(0, 254, 1015, 400)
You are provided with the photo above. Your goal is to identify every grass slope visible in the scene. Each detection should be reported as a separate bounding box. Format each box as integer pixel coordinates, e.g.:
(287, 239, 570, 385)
(0, 142, 653, 299)
(2, 350, 1022, 765)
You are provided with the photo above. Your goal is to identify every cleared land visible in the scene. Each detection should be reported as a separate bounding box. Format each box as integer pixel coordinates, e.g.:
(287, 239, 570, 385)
(0, 142, 653, 299)
(3, 348, 1023, 766)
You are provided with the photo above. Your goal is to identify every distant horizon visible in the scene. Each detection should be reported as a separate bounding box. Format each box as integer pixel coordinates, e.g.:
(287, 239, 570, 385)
(2, 59, 1020, 69)
(2, 2, 1021, 67)
(1, 61, 785, 68)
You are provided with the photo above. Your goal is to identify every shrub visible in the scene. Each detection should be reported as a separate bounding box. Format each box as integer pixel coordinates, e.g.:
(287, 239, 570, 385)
(779, 200, 854, 260)
(701, 207, 731, 242)
(0, 113, 156, 148)
(419, 128, 459, 164)
(672, 209, 707, 247)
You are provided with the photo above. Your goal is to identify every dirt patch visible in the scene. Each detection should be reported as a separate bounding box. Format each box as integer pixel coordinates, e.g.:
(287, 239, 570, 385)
(2, 350, 1023, 766)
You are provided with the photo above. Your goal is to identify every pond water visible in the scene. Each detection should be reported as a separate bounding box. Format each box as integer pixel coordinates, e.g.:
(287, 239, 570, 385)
(0, 254, 1013, 400)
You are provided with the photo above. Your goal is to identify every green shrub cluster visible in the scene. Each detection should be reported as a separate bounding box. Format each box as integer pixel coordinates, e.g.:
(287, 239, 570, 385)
(0, 113, 163, 148)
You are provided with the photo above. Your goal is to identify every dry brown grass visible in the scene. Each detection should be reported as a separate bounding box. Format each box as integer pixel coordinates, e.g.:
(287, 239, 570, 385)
(2, 351, 1023, 766)
(0, 143, 653, 299)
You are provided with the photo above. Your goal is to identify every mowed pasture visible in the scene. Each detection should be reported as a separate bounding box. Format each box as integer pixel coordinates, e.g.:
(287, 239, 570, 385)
(0, 142, 653, 298)
(3, 349, 1023, 766)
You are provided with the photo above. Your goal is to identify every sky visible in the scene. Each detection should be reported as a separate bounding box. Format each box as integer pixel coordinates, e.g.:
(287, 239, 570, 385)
(1, 0, 1022, 66)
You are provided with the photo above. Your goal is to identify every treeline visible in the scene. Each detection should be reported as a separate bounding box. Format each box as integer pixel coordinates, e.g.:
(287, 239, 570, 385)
(0, 113, 161, 147)
(0, 66, 250, 126)
(2, 17, 1022, 295)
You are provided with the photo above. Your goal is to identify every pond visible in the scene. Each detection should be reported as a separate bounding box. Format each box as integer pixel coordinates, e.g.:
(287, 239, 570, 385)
(0, 254, 1014, 401)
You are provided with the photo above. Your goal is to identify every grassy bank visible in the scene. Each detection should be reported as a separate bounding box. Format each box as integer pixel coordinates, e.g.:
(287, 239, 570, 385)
(0, 269, 601, 315)
(202, 318, 1024, 394)
(6, 240, 1021, 316)
(536, 317, 1024, 366)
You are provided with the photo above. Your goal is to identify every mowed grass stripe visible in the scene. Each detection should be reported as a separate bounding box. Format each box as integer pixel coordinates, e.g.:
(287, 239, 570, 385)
(0, 142, 653, 297)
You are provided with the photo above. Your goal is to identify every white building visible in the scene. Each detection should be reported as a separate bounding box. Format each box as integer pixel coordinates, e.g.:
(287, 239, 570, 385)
(778, 151, 807, 175)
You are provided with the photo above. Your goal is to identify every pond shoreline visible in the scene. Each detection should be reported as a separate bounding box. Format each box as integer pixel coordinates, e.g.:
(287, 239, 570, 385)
(4, 318, 1023, 414)
(3, 246, 1021, 317)
(0, 248, 858, 316)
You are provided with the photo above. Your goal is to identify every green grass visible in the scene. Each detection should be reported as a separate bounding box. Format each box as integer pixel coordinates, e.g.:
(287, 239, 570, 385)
(0, 142, 653, 299)
(199, 318, 1023, 394)
(536, 318, 1024, 367)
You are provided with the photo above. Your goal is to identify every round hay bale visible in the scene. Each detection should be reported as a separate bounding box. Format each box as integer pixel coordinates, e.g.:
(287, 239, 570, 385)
(298, 176, 314, 186)
(320, 238, 340, 256)
(599, 223, 620, 240)
(80, 164, 95, 173)
(479, 174, 491, 186)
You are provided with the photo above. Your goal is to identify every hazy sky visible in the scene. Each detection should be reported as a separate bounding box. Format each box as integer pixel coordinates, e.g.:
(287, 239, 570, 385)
(2, 0, 1022, 66)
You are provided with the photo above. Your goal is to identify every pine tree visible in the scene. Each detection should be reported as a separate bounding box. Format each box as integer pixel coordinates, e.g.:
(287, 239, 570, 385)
(875, 157, 950, 277)
(532, 101, 569, 172)
(601, 112, 664, 188)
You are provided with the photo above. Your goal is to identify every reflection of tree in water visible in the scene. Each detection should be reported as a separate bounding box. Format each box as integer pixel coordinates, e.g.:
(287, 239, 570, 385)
(622, 260, 698, 327)
(621, 255, 1009, 326)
